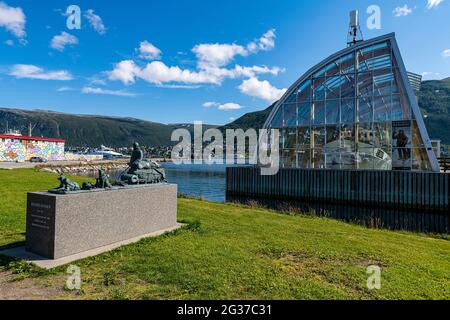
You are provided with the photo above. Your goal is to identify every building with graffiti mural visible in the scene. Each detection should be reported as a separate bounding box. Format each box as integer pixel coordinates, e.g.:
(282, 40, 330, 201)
(0, 134, 65, 162)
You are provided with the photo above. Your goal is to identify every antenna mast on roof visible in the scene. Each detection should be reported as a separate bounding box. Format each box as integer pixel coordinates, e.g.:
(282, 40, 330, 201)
(347, 10, 363, 46)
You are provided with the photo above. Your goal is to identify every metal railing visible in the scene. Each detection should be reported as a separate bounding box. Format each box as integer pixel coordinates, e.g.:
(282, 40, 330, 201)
(439, 157, 450, 173)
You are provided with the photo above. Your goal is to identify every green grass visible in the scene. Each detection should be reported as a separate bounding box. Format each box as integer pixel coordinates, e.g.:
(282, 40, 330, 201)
(0, 169, 449, 300)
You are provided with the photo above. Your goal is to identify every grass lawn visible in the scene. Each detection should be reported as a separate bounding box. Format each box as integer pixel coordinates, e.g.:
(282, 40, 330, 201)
(0, 169, 449, 300)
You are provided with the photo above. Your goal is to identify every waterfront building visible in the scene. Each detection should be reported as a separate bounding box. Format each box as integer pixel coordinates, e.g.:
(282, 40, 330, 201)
(0, 134, 65, 162)
(263, 33, 440, 172)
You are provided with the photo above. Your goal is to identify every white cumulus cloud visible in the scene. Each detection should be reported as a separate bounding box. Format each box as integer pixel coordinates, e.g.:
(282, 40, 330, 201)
(107, 60, 140, 85)
(84, 9, 106, 35)
(9, 64, 73, 81)
(50, 31, 78, 51)
(57, 86, 76, 92)
(82, 86, 136, 97)
(107, 29, 283, 87)
(239, 77, 287, 103)
(442, 49, 450, 57)
(393, 5, 413, 16)
(4, 39, 13, 46)
(202, 101, 243, 111)
(0, 2, 26, 39)
(218, 103, 243, 111)
(138, 41, 162, 60)
(247, 29, 276, 53)
(202, 101, 219, 108)
(193, 43, 248, 68)
(427, 0, 444, 9)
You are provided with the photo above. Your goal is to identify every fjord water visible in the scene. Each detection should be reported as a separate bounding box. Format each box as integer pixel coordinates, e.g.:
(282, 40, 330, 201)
(104, 163, 228, 202)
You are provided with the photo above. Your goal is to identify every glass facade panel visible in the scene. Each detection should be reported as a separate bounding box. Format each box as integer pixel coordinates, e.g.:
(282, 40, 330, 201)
(283, 128, 297, 149)
(325, 125, 340, 151)
(283, 103, 297, 127)
(341, 99, 356, 123)
(391, 95, 412, 120)
(312, 126, 326, 148)
(298, 101, 311, 126)
(357, 71, 373, 97)
(282, 149, 297, 168)
(313, 77, 326, 100)
(373, 95, 391, 122)
(297, 148, 310, 168)
(326, 99, 340, 124)
(265, 37, 435, 172)
(412, 148, 432, 171)
(270, 108, 283, 128)
(339, 53, 355, 74)
(311, 148, 325, 169)
(313, 101, 326, 125)
(358, 97, 373, 122)
(340, 75, 356, 99)
(412, 120, 425, 148)
(297, 127, 311, 147)
(297, 80, 312, 101)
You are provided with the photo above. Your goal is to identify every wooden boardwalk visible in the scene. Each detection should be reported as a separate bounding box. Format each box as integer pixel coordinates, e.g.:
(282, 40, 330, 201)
(226, 167, 450, 213)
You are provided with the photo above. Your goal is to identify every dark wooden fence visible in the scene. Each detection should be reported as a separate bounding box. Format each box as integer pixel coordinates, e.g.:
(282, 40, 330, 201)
(226, 167, 450, 212)
(439, 157, 450, 173)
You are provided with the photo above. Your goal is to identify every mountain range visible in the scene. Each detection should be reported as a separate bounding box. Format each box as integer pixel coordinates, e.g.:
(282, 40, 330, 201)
(0, 78, 449, 147)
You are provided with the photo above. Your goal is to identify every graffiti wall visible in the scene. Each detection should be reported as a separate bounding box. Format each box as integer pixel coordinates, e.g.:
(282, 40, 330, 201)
(0, 138, 65, 162)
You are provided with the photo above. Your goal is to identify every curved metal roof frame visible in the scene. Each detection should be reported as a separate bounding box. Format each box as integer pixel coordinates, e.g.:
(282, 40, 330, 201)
(262, 32, 440, 172)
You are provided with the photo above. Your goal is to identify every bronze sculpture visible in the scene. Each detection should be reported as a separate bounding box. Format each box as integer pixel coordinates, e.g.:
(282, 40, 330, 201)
(49, 175, 81, 194)
(119, 142, 166, 185)
(48, 143, 166, 194)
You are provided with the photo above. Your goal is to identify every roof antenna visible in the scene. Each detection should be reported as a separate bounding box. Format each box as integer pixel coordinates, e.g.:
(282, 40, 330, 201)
(347, 10, 364, 46)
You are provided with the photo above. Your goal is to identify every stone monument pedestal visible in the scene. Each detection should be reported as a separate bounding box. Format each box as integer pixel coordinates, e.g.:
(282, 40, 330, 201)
(0, 184, 180, 268)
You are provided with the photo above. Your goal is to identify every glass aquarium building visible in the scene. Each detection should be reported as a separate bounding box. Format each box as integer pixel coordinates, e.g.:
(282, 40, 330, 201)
(263, 33, 440, 172)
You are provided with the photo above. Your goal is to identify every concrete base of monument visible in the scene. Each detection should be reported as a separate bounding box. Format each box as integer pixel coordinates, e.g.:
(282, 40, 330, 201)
(0, 224, 183, 269)
(0, 183, 181, 268)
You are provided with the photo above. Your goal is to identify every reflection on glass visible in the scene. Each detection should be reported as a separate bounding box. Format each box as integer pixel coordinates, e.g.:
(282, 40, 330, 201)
(297, 127, 311, 147)
(358, 97, 373, 122)
(326, 100, 340, 124)
(341, 75, 356, 99)
(312, 127, 326, 148)
(412, 121, 425, 148)
(282, 149, 297, 168)
(270, 108, 283, 128)
(298, 101, 310, 126)
(357, 123, 374, 146)
(314, 101, 326, 125)
(311, 148, 324, 169)
(325, 125, 340, 151)
(373, 123, 392, 147)
(297, 80, 312, 101)
(283, 103, 297, 127)
(391, 95, 412, 120)
(283, 128, 297, 149)
(340, 124, 356, 151)
(373, 95, 391, 121)
(313, 77, 326, 100)
(357, 71, 373, 97)
(412, 148, 431, 171)
(297, 148, 310, 168)
(341, 99, 356, 123)
(358, 147, 375, 170)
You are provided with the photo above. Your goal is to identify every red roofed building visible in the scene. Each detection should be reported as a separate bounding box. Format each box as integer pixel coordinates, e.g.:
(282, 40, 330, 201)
(0, 134, 65, 162)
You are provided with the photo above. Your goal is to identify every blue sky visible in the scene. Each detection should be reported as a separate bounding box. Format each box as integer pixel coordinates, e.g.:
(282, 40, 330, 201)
(0, 0, 449, 125)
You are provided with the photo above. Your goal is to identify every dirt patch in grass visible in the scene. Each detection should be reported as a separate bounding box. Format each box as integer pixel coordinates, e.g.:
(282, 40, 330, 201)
(0, 271, 72, 300)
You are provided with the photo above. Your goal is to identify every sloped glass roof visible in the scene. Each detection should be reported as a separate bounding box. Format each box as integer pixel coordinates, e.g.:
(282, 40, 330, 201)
(264, 34, 439, 172)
